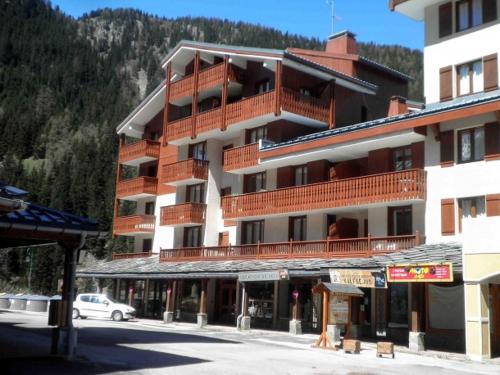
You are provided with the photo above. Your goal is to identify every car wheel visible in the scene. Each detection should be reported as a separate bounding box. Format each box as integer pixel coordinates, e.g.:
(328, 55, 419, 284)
(112, 310, 123, 321)
(72, 308, 80, 319)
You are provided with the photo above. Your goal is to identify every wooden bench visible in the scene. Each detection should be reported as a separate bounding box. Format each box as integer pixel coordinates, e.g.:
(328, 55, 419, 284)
(343, 339, 361, 354)
(377, 341, 394, 358)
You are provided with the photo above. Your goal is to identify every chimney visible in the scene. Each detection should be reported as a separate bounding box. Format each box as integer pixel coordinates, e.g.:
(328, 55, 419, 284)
(388, 96, 409, 117)
(326, 30, 358, 55)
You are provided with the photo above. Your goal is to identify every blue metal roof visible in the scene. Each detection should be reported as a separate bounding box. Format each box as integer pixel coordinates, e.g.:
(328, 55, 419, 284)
(0, 183, 99, 234)
(262, 90, 500, 151)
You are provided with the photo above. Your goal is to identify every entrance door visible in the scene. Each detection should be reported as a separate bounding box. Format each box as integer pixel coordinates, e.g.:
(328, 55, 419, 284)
(217, 280, 236, 324)
(491, 284, 500, 357)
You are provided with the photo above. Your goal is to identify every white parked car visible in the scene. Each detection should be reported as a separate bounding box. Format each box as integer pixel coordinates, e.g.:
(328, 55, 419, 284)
(72, 294, 135, 321)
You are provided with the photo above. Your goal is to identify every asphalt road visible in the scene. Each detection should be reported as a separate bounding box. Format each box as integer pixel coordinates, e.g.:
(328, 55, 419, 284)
(0, 309, 499, 374)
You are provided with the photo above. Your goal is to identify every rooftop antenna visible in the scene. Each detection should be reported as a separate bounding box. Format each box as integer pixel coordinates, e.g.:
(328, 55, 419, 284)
(326, 0, 335, 34)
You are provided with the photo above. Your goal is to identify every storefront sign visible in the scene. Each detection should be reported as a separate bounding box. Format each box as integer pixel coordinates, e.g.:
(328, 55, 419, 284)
(329, 269, 387, 288)
(238, 269, 289, 282)
(386, 263, 454, 282)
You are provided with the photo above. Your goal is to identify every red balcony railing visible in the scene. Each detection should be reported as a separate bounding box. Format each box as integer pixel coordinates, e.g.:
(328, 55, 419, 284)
(118, 139, 160, 166)
(159, 233, 420, 262)
(222, 169, 426, 219)
(226, 91, 276, 126)
(160, 203, 206, 226)
(223, 143, 259, 172)
(116, 176, 158, 200)
(196, 107, 222, 133)
(112, 251, 152, 260)
(113, 215, 155, 236)
(170, 74, 194, 102)
(166, 117, 192, 141)
(161, 159, 209, 185)
(281, 87, 329, 123)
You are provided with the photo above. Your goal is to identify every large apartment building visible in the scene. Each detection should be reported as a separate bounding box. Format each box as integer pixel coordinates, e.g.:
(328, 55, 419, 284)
(79, 0, 500, 360)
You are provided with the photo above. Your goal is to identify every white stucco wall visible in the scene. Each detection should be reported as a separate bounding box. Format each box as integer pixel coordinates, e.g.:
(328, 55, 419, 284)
(462, 216, 500, 254)
(152, 193, 175, 253)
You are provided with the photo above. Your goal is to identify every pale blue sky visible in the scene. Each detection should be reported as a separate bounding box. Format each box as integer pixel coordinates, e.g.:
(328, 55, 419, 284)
(50, 0, 424, 50)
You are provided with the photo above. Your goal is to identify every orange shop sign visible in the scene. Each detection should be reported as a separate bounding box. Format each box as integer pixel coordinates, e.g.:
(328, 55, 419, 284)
(386, 263, 454, 283)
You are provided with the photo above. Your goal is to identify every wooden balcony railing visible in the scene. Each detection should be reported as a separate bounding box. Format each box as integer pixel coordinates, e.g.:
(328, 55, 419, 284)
(222, 169, 426, 219)
(166, 88, 330, 142)
(170, 74, 194, 102)
(112, 251, 152, 260)
(166, 117, 192, 141)
(161, 159, 209, 185)
(116, 176, 158, 200)
(223, 143, 259, 172)
(281, 87, 329, 123)
(226, 91, 276, 126)
(118, 139, 160, 166)
(196, 107, 222, 133)
(159, 233, 420, 262)
(198, 63, 225, 92)
(160, 203, 206, 226)
(113, 215, 155, 235)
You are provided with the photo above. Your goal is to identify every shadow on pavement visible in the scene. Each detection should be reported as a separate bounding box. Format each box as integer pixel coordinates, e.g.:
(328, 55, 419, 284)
(0, 319, 240, 374)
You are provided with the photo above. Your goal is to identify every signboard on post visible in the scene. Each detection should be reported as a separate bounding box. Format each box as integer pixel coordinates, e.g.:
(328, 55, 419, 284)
(328, 295, 349, 325)
(386, 263, 454, 282)
(238, 269, 289, 282)
(329, 269, 387, 288)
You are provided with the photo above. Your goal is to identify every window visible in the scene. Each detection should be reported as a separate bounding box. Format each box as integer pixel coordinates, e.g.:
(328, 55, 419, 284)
(80, 295, 91, 302)
(188, 141, 207, 161)
(145, 202, 155, 215)
(361, 105, 368, 122)
(248, 126, 268, 144)
(221, 187, 232, 197)
(300, 88, 311, 96)
(393, 147, 413, 171)
(245, 172, 266, 193)
(457, 60, 483, 96)
(389, 206, 413, 236)
(242, 220, 264, 244)
(147, 165, 157, 177)
(456, 0, 497, 32)
(142, 239, 152, 252)
(294, 165, 308, 186)
(149, 132, 159, 141)
(184, 226, 202, 247)
(458, 127, 485, 163)
(389, 284, 408, 326)
(186, 184, 204, 203)
(458, 196, 486, 232)
(256, 79, 270, 94)
(289, 216, 307, 241)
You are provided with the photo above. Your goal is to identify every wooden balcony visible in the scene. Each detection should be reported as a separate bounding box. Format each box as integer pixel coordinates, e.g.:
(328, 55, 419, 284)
(160, 203, 206, 227)
(116, 176, 158, 201)
(161, 159, 209, 186)
(223, 143, 259, 172)
(159, 233, 420, 262)
(222, 169, 426, 220)
(118, 139, 160, 167)
(166, 88, 329, 143)
(113, 215, 155, 236)
(281, 87, 329, 123)
(169, 63, 241, 103)
(112, 251, 152, 260)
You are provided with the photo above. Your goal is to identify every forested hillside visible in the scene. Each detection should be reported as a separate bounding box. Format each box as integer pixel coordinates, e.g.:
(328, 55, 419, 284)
(0, 0, 423, 294)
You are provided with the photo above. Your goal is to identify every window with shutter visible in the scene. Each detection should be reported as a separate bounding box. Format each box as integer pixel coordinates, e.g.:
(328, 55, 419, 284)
(441, 199, 456, 236)
(440, 130, 455, 167)
(485, 122, 500, 160)
(440, 66, 453, 101)
(439, 3, 453, 38)
(486, 194, 500, 216)
(483, 53, 498, 91)
(483, 0, 498, 23)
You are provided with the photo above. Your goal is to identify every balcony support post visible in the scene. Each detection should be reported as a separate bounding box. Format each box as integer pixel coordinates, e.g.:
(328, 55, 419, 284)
(415, 230, 421, 245)
(163, 62, 172, 146)
(191, 51, 201, 140)
(367, 233, 372, 256)
(112, 161, 124, 237)
(275, 60, 282, 117)
(221, 55, 229, 131)
(328, 80, 336, 129)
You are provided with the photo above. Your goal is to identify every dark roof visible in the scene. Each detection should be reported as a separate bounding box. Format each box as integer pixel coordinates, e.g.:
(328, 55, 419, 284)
(358, 56, 412, 81)
(313, 282, 364, 296)
(261, 89, 500, 152)
(77, 242, 463, 279)
(0, 183, 28, 198)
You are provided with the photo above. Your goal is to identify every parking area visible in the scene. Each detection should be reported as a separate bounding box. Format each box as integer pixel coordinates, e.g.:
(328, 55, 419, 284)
(1, 309, 499, 374)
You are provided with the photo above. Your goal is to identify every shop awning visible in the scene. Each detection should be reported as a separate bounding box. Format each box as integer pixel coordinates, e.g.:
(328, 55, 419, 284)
(312, 282, 364, 297)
